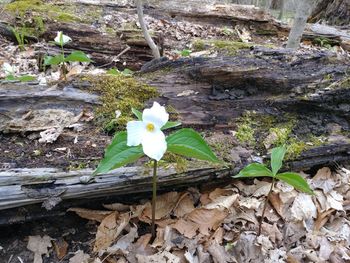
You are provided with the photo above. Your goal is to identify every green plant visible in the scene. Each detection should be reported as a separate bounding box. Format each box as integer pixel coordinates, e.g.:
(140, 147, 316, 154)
(2, 62, 36, 82)
(233, 145, 313, 235)
(9, 26, 27, 51)
(94, 102, 219, 238)
(221, 26, 234, 36)
(106, 68, 134, 77)
(44, 31, 91, 80)
(313, 37, 332, 49)
(176, 49, 192, 57)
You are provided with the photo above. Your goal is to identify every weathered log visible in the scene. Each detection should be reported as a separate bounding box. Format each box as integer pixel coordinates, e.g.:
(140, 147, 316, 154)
(0, 165, 230, 212)
(0, 48, 349, 219)
(309, 0, 350, 26)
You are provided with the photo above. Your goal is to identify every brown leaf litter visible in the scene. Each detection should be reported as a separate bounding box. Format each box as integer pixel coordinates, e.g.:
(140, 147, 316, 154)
(61, 167, 350, 262)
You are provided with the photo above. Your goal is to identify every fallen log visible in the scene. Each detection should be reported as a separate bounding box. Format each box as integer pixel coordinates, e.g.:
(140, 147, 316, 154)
(0, 48, 349, 222)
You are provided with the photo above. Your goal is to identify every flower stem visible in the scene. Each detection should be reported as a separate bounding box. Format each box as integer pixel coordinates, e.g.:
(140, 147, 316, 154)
(258, 178, 275, 236)
(151, 160, 158, 239)
(60, 43, 67, 81)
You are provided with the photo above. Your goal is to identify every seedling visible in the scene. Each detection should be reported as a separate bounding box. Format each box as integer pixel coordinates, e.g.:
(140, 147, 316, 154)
(106, 68, 134, 76)
(44, 31, 91, 80)
(9, 26, 27, 51)
(2, 62, 35, 82)
(176, 49, 192, 57)
(94, 102, 219, 238)
(233, 145, 313, 235)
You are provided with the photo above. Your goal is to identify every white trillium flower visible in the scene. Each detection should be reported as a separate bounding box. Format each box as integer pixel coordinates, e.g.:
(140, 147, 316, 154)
(2, 62, 14, 75)
(127, 102, 169, 161)
(54, 31, 72, 46)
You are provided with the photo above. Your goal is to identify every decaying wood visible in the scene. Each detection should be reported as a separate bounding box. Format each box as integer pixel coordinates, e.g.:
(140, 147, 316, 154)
(0, 47, 349, 220)
(0, 165, 230, 211)
(309, 0, 350, 26)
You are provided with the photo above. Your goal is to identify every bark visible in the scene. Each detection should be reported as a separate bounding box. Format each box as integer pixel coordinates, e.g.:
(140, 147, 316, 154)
(309, 0, 350, 26)
(287, 0, 317, 49)
(136, 0, 161, 59)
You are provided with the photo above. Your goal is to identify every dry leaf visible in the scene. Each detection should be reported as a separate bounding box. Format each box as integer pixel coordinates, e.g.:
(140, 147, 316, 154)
(314, 209, 335, 231)
(207, 241, 233, 263)
(52, 238, 68, 260)
(268, 192, 284, 218)
(238, 196, 261, 210)
(290, 194, 317, 221)
(68, 207, 114, 222)
(205, 194, 238, 210)
(311, 167, 335, 193)
(69, 250, 90, 263)
(103, 203, 130, 212)
(27, 235, 53, 263)
(143, 192, 180, 220)
(171, 218, 199, 239)
(186, 208, 228, 236)
(107, 227, 138, 253)
(173, 193, 195, 217)
(208, 188, 235, 200)
(93, 212, 129, 253)
(136, 250, 180, 263)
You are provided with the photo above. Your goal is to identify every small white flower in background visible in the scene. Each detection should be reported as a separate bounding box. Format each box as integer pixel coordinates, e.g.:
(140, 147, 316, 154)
(2, 62, 14, 75)
(127, 102, 168, 161)
(54, 31, 72, 46)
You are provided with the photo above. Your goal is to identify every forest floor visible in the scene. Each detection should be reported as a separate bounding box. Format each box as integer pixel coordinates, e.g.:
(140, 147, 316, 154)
(0, 1, 350, 263)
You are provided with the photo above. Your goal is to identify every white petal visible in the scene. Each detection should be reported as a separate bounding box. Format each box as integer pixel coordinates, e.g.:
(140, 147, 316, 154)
(141, 129, 167, 161)
(2, 63, 13, 74)
(54, 31, 72, 45)
(62, 34, 72, 44)
(126, 121, 146, 146)
(142, 102, 169, 129)
(54, 31, 62, 44)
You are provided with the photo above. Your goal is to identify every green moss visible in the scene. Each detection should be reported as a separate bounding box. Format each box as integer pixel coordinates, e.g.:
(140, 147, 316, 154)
(88, 74, 158, 132)
(236, 123, 255, 145)
(5, 0, 82, 23)
(285, 139, 306, 160)
(192, 39, 276, 55)
(255, 29, 278, 36)
(105, 26, 116, 36)
(192, 39, 206, 51)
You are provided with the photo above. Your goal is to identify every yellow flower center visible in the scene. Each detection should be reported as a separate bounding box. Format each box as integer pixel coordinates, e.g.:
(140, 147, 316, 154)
(146, 123, 155, 132)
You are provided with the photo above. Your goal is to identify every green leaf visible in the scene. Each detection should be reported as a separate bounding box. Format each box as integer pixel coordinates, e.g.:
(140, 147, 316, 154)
(18, 75, 36, 82)
(65, 51, 91, 62)
(94, 131, 144, 175)
(271, 145, 286, 176)
(276, 172, 314, 194)
(5, 74, 16, 81)
(233, 163, 273, 178)
(131, 108, 142, 120)
(121, 68, 134, 76)
(106, 68, 120, 75)
(166, 128, 219, 163)
(161, 121, 181, 130)
(44, 54, 65, 66)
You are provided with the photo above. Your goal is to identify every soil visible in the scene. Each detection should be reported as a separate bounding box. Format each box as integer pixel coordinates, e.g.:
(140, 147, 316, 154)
(0, 213, 95, 263)
(0, 127, 109, 170)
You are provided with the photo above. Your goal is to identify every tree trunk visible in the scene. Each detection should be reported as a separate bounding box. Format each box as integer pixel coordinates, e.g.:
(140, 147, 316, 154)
(287, 0, 317, 49)
(135, 0, 161, 59)
(309, 0, 350, 26)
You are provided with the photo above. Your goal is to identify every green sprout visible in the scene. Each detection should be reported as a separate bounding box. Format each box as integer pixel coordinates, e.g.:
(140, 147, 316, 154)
(233, 145, 314, 235)
(44, 31, 91, 80)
